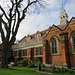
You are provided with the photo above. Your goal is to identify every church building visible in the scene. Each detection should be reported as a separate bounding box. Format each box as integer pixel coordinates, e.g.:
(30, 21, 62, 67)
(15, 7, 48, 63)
(12, 8, 75, 68)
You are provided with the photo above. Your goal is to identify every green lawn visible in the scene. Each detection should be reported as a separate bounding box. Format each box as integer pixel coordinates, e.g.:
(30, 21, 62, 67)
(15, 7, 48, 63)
(0, 66, 75, 75)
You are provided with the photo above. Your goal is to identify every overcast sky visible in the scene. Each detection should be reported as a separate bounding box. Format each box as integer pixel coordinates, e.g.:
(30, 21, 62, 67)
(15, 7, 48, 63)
(0, 0, 75, 42)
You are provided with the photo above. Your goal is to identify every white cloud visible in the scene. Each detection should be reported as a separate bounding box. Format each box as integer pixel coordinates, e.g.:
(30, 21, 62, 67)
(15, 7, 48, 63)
(0, 0, 75, 42)
(43, 0, 62, 9)
(16, 9, 60, 40)
(65, 0, 75, 20)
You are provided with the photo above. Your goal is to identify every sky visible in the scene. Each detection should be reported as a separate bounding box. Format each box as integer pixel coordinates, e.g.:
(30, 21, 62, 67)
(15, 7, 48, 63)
(0, 0, 75, 42)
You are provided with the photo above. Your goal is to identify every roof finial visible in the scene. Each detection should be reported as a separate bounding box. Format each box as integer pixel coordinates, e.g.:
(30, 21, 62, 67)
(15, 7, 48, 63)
(62, 4, 63, 9)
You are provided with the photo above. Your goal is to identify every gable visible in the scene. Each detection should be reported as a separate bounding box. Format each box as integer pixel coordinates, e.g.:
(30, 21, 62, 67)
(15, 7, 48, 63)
(44, 25, 61, 38)
(67, 17, 75, 28)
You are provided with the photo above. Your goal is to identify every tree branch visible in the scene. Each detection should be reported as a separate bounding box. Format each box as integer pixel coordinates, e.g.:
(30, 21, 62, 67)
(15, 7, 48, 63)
(28, 0, 30, 5)
(9, 22, 20, 46)
(0, 16, 5, 43)
(20, 0, 38, 21)
(0, 6, 9, 21)
(12, 14, 16, 34)
(15, 0, 20, 20)
(0, 18, 9, 32)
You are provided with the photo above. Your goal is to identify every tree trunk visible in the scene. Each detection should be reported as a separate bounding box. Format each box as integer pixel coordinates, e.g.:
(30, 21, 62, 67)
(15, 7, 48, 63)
(1, 43, 9, 68)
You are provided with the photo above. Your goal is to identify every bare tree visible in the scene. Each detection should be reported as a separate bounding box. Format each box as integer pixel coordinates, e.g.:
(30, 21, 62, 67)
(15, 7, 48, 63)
(0, 0, 47, 68)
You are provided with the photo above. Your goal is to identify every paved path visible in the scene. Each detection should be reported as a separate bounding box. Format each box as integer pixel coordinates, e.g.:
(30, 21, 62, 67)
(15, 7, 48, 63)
(37, 71, 53, 74)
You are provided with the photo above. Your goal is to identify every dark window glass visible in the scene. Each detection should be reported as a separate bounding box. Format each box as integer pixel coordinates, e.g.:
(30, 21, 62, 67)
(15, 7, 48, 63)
(73, 37, 75, 44)
(74, 46, 75, 52)
(13, 51, 17, 57)
(36, 47, 43, 55)
(51, 38, 57, 54)
(52, 48, 54, 53)
(72, 32, 75, 52)
(55, 47, 57, 53)
(40, 47, 43, 55)
(36, 47, 39, 55)
(23, 49, 28, 56)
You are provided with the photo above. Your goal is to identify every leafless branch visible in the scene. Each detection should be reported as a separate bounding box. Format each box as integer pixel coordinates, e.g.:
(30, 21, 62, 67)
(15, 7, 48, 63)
(0, 6, 9, 21)
(0, 16, 5, 42)
(0, 18, 9, 32)
(20, 0, 38, 21)
(28, 0, 30, 5)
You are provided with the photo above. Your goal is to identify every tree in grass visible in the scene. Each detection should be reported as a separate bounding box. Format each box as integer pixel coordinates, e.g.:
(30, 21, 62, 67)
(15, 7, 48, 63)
(0, 0, 48, 68)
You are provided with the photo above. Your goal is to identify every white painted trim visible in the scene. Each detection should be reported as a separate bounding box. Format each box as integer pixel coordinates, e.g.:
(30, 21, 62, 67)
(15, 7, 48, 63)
(22, 56, 28, 57)
(34, 55, 43, 57)
(14, 56, 18, 58)
(50, 36, 59, 54)
(13, 44, 42, 51)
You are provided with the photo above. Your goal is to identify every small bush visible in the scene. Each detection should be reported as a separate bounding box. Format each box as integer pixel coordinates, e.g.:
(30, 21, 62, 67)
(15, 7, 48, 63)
(17, 60, 22, 66)
(27, 63, 36, 68)
(8, 56, 14, 64)
(52, 67, 68, 73)
(73, 69, 75, 73)
(54, 68, 61, 72)
(14, 62, 18, 66)
(61, 68, 67, 72)
(22, 59, 29, 66)
(17, 56, 22, 61)
(68, 69, 74, 73)
(14, 59, 34, 67)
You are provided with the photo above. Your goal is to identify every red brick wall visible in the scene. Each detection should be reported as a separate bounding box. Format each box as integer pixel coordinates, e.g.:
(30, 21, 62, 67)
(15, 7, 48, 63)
(13, 17, 75, 68)
(43, 18, 75, 67)
(18, 48, 35, 61)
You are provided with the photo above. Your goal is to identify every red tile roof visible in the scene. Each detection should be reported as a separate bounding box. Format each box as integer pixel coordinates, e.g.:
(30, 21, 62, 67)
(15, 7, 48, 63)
(57, 24, 67, 29)
(19, 24, 68, 43)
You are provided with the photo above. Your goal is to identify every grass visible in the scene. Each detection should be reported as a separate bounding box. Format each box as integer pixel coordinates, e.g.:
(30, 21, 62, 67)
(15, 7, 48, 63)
(0, 66, 75, 75)
(0, 66, 48, 75)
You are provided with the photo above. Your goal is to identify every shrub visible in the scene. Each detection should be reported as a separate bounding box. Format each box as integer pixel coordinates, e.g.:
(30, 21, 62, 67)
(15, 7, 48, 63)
(14, 59, 34, 67)
(52, 67, 68, 73)
(14, 62, 18, 66)
(17, 60, 22, 66)
(41, 67, 68, 73)
(68, 69, 74, 73)
(22, 59, 29, 66)
(17, 56, 22, 61)
(27, 63, 36, 68)
(61, 68, 67, 72)
(8, 56, 14, 64)
(34, 58, 42, 67)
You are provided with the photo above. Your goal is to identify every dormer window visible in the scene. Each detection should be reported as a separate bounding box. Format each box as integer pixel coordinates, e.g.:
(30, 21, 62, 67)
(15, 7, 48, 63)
(26, 37, 31, 42)
(25, 34, 31, 42)
(35, 34, 41, 39)
(35, 31, 41, 39)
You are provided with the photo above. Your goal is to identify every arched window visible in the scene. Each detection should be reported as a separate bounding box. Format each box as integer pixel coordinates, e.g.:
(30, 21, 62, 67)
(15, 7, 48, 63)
(71, 31, 75, 52)
(50, 36, 59, 54)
